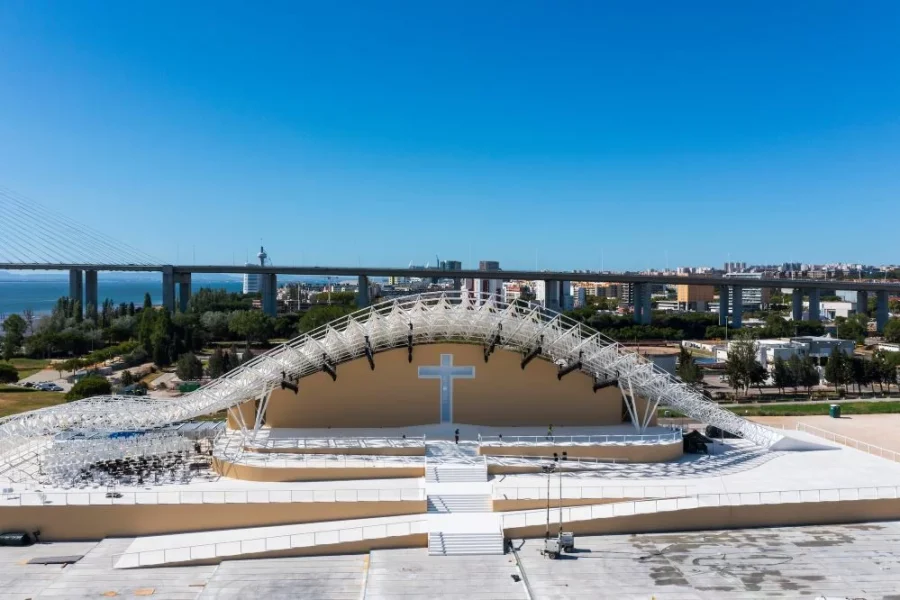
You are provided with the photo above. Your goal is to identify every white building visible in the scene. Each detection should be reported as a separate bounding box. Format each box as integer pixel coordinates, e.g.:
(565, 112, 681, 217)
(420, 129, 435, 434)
(534, 280, 573, 311)
(242, 246, 269, 294)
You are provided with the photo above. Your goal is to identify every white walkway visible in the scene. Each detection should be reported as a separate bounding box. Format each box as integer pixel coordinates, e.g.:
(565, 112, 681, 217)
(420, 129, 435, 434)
(425, 441, 502, 556)
(113, 515, 428, 568)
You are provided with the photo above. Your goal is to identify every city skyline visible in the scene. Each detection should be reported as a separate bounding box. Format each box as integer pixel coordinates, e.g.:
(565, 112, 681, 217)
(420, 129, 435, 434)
(1, 3, 898, 269)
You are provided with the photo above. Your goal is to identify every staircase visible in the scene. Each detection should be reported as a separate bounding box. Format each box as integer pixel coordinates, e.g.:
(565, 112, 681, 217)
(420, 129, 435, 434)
(428, 532, 505, 556)
(425, 463, 487, 483)
(427, 494, 492, 513)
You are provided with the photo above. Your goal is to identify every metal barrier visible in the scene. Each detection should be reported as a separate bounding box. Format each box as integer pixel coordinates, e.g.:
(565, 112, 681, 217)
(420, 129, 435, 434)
(0, 486, 425, 506)
(499, 485, 900, 529)
(478, 431, 682, 446)
(243, 435, 427, 450)
(492, 484, 695, 500)
(112, 518, 429, 568)
(795, 422, 900, 462)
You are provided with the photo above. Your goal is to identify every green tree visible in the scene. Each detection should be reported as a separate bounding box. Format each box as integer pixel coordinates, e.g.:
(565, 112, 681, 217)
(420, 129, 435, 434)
(884, 319, 900, 344)
(299, 305, 355, 334)
(836, 314, 868, 345)
(200, 311, 231, 340)
(143, 293, 152, 310)
(797, 355, 820, 397)
(2, 314, 27, 360)
(0, 363, 18, 384)
(762, 314, 792, 338)
(65, 375, 112, 401)
(175, 352, 203, 380)
(241, 346, 255, 365)
(207, 347, 226, 378)
(120, 369, 135, 386)
(772, 356, 793, 394)
(228, 311, 273, 346)
(676, 346, 703, 386)
(724, 330, 759, 397)
(150, 308, 174, 367)
(825, 348, 850, 394)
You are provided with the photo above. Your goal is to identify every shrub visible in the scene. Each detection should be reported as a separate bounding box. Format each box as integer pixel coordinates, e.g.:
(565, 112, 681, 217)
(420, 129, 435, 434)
(0, 363, 18, 384)
(65, 375, 112, 401)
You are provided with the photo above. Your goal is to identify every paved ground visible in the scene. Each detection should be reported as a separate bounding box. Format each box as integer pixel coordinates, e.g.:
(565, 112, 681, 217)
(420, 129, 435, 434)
(6, 521, 900, 598)
(753, 413, 900, 452)
(515, 522, 900, 599)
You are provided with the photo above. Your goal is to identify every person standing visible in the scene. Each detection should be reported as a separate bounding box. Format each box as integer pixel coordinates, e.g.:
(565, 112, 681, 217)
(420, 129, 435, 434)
(454, 428, 460, 444)
(547, 424, 554, 441)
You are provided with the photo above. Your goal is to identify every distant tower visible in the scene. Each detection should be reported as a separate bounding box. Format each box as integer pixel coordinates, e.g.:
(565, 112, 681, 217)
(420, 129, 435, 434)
(243, 245, 270, 294)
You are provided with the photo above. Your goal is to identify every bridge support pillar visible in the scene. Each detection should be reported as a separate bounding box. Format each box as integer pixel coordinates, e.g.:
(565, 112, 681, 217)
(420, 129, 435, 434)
(68, 269, 83, 315)
(161, 267, 175, 312)
(731, 285, 743, 329)
(792, 289, 803, 322)
(632, 283, 651, 325)
(808, 288, 821, 322)
(856, 290, 868, 316)
(176, 272, 192, 312)
(260, 273, 277, 317)
(718, 286, 729, 326)
(452, 278, 461, 291)
(84, 270, 98, 317)
(876, 290, 889, 333)
(640, 283, 652, 325)
(357, 275, 370, 308)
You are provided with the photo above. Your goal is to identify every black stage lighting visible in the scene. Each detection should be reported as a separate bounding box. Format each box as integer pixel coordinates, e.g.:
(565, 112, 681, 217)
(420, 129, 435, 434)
(321, 353, 337, 381)
(593, 378, 619, 392)
(557, 360, 583, 380)
(521, 345, 542, 370)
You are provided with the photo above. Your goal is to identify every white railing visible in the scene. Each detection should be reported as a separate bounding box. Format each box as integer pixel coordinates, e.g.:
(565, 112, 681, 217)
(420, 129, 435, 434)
(225, 452, 426, 468)
(113, 519, 429, 568)
(486, 454, 627, 465)
(478, 431, 682, 446)
(499, 485, 900, 530)
(243, 435, 427, 450)
(493, 485, 695, 501)
(0, 486, 425, 506)
(795, 423, 900, 462)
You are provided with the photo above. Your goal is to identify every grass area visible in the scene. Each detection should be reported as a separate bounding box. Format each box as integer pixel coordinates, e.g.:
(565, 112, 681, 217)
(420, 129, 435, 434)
(0, 385, 66, 418)
(661, 401, 900, 419)
(2, 358, 51, 379)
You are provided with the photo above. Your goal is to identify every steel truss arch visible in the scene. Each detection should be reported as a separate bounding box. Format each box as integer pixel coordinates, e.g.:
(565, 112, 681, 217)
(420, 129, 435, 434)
(0, 292, 784, 453)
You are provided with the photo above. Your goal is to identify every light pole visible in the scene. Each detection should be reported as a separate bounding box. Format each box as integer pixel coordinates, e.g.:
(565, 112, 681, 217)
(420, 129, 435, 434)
(542, 464, 555, 540)
(553, 452, 568, 536)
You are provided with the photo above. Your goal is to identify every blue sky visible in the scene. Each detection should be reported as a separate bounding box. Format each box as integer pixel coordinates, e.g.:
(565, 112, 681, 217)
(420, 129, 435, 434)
(1, 1, 898, 271)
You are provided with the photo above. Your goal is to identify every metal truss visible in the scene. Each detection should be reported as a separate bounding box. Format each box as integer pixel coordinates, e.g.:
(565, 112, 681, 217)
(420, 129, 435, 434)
(0, 292, 783, 458)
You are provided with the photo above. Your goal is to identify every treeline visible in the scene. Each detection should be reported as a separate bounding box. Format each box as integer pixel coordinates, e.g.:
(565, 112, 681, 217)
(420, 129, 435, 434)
(564, 310, 825, 341)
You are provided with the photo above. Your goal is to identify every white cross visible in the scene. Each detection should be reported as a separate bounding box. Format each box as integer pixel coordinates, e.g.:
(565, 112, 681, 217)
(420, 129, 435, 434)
(418, 354, 475, 423)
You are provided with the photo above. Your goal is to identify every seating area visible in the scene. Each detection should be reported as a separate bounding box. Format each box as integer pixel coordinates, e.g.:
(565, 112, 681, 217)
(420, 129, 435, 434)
(40, 433, 216, 489)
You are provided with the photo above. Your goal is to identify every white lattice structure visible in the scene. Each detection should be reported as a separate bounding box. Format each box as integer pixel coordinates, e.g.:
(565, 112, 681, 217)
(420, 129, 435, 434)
(0, 292, 786, 479)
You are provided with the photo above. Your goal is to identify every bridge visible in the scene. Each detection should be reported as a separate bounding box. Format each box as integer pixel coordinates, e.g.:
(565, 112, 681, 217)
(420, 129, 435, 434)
(0, 186, 897, 331)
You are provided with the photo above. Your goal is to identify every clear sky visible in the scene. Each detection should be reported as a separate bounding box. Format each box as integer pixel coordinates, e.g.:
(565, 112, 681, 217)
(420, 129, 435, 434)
(1, 1, 898, 271)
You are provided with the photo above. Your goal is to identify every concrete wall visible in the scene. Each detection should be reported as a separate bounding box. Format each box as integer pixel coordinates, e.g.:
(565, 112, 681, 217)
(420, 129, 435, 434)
(0, 501, 425, 541)
(479, 441, 682, 463)
(263, 343, 627, 428)
(493, 497, 637, 512)
(248, 446, 425, 456)
(213, 457, 424, 482)
(503, 498, 900, 540)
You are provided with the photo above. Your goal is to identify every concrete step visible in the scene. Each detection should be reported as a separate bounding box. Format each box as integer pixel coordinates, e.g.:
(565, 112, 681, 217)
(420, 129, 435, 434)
(427, 494, 492, 513)
(428, 532, 505, 556)
(425, 465, 488, 483)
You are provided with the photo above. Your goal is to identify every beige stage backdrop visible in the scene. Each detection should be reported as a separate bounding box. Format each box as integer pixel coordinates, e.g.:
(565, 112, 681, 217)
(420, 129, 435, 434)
(258, 343, 654, 428)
